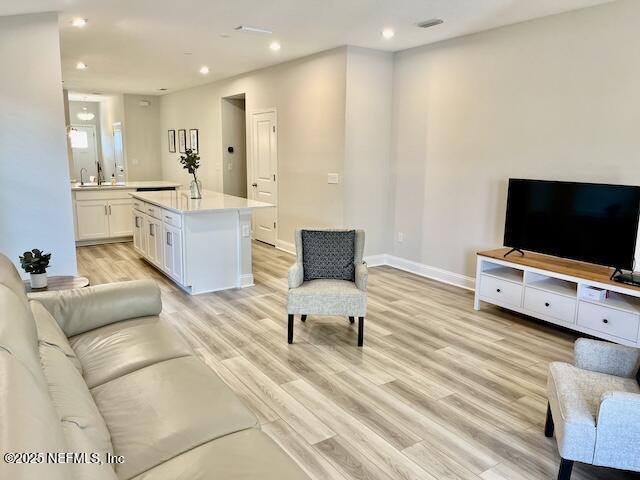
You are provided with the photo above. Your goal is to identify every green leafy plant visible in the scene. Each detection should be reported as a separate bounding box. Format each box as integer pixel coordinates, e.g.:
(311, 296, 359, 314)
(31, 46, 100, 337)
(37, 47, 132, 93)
(179, 148, 201, 197)
(19, 249, 51, 274)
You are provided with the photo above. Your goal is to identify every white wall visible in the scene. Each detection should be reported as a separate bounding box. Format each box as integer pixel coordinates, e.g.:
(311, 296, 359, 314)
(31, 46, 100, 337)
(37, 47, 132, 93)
(391, 0, 640, 278)
(344, 47, 394, 256)
(221, 97, 247, 198)
(159, 48, 348, 246)
(0, 13, 77, 276)
(123, 94, 162, 181)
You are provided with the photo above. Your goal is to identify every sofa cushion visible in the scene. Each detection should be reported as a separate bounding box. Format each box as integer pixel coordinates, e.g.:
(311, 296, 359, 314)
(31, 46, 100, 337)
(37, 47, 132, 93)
(132, 429, 309, 480)
(0, 253, 29, 306)
(287, 279, 367, 316)
(70, 316, 193, 388)
(61, 422, 119, 480)
(0, 352, 72, 480)
(0, 285, 47, 385)
(302, 230, 355, 281)
(91, 356, 258, 480)
(40, 343, 114, 457)
(547, 361, 640, 462)
(31, 300, 82, 374)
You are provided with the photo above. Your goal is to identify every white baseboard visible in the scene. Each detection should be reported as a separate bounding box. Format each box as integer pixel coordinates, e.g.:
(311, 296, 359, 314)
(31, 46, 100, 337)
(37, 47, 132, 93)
(273, 240, 475, 291)
(363, 254, 387, 267)
(385, 255, 475, 291)
(275, 240, 295, 255)
(240, 274, 254, 288)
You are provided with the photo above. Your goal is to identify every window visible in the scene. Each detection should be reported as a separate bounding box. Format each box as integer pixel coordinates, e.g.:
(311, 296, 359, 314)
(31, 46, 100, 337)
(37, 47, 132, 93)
(70, 128, 89, 149)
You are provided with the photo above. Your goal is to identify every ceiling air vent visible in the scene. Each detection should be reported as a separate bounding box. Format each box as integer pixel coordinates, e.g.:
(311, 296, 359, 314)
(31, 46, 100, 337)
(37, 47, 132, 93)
(234, 25, 272, 35)
(417, 19, 444, 29)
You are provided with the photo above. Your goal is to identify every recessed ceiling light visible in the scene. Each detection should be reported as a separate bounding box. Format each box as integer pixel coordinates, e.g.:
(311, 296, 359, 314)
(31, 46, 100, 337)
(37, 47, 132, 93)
(269, 42, 281, 52)
(382, 28, 395, 39)
(71, 17, 87, 28)
(199, 66, 210, 75)
(76, 62, 88, 70)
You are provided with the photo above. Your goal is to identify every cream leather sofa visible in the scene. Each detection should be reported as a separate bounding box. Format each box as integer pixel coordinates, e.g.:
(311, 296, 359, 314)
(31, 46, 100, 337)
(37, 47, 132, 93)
(0, 254, 308, 480)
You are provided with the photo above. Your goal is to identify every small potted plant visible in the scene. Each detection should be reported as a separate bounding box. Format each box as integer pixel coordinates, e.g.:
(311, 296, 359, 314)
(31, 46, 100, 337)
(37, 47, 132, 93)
(19, 249, 51, 288)
(179, 148, 202, 199)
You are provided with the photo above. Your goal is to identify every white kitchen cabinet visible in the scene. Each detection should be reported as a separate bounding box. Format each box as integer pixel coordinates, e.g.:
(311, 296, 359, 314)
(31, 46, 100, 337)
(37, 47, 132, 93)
(108, 199, 133, 237)
(163, 223, 183, 283)
(76, 201, 110, 240)
(146, 216, 163, 268)
(133, 212, 146, 255)
(74, 189, 134, 242)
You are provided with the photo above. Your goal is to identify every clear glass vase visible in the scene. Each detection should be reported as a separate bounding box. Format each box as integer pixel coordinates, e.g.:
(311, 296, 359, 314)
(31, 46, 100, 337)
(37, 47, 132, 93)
(190, 178, 202, 199)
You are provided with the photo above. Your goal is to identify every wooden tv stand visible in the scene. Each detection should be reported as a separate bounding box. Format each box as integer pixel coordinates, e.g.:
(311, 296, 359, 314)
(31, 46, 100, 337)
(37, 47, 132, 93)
(475, 248, 640, 347)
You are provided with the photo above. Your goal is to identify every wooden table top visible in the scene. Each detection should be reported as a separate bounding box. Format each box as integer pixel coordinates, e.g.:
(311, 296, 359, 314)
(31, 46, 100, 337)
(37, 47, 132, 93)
(477, 248, 640, 292)
(24, 275, 90, 293)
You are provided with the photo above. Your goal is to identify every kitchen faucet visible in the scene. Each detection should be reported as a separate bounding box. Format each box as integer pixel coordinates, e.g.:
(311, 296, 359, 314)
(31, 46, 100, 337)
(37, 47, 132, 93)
(96, 161, 105, 185)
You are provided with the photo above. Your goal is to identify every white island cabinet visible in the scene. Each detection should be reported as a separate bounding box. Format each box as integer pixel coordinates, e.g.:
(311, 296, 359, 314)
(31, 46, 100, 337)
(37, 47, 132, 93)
(131, 189, 273, 294)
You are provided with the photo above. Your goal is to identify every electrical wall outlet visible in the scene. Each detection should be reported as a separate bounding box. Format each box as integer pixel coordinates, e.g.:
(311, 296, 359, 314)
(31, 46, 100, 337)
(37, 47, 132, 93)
(327, 173, 339, 184)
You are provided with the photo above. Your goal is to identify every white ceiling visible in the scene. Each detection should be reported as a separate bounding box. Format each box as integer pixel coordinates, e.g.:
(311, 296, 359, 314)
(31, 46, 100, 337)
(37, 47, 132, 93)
(3, 0, 613, 95)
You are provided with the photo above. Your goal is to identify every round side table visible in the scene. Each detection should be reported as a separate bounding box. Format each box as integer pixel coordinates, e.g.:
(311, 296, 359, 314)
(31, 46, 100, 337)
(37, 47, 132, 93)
(24, 276, 90, 293)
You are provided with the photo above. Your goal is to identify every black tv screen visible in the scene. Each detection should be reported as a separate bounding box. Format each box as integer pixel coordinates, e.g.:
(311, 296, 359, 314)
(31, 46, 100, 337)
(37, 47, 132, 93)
(504, 179, 640, 270)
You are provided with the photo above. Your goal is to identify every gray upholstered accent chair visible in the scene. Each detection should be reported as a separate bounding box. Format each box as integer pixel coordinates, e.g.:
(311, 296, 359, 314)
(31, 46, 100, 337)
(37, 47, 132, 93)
(287, 229, 367, 346)
(545, 338, 640, 479)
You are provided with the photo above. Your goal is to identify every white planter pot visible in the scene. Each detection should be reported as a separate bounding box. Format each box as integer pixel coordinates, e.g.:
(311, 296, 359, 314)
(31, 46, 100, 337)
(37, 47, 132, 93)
(30, 273, 48, 289)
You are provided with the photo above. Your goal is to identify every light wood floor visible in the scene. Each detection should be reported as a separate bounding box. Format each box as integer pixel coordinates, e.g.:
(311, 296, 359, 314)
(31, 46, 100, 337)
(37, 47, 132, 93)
(77, 242, 638, 480)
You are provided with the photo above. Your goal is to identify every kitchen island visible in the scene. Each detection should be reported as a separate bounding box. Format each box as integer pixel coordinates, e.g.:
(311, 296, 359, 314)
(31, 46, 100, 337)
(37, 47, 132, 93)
(130, 189, 274, 294)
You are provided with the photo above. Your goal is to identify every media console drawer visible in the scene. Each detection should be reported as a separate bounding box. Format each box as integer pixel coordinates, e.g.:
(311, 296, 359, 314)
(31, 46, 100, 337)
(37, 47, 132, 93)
(577, 301, 640, 342)
(524, 287, 576, 323)
(479, 275, 522, 307)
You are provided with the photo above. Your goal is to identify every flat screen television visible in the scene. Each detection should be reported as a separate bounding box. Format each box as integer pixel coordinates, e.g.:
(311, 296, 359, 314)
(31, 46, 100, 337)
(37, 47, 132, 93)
(504, 179, 640, 271)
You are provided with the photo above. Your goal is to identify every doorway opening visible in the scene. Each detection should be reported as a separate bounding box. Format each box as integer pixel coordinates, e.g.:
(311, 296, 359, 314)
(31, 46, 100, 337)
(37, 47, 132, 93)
(221, 94, 247, 198)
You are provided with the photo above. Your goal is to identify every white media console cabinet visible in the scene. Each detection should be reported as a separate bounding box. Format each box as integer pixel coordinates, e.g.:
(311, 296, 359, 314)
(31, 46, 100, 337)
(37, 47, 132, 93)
(475, 248, 640, 347)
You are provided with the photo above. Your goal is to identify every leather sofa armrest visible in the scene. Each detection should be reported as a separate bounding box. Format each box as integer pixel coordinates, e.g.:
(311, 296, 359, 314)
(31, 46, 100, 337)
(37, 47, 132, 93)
(28, 280, 162, 337)
(574, 338, 640, 378)
(288, 263, 304, 289)
(355, 262, 368, 291)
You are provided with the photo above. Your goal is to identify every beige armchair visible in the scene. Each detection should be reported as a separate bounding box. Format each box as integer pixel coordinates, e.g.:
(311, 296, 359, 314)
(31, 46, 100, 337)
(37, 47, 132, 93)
(545, 338, 640, 479)
(287, 229, 367, 346)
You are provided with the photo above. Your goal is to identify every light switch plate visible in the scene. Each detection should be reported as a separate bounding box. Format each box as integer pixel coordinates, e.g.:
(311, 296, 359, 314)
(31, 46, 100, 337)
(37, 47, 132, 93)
(327, 173, 339, 184)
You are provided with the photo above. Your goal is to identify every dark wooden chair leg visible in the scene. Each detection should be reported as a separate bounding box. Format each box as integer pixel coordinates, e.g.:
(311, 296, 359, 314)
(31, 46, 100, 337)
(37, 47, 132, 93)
(301, 315, 307, 322)
(557, 458, 574, 480)
(545, 402, 555, 437)
(349, 316, 355, 324)
(288, 314, 294, 344)
(357, 317, 364, 347)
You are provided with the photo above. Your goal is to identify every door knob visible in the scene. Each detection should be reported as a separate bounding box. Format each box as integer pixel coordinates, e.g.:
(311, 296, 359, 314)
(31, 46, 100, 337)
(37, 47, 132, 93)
(252, 183, 258, 187)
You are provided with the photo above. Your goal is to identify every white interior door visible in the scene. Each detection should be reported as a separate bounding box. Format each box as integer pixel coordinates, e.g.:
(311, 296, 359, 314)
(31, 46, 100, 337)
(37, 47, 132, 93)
(70, 124, 98, 181)
(249, 110, 277, 245)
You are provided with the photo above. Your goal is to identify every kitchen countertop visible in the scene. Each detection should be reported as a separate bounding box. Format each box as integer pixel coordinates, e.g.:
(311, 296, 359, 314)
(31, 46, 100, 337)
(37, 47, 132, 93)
(130, 189, 274, 214)
(71, 181, 181, 191)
